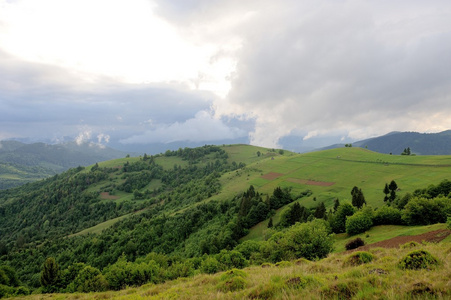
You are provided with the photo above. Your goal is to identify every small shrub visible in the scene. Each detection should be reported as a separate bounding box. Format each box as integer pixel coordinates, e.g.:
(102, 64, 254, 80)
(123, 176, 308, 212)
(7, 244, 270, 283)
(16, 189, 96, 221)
(217, 276, 247, 292)
(295, 258, 310, 265)
(14, 286, 30, 296)
(285, 275, 316, 289)
(398, 250, 439, 270)
(275, 261, 292, 268)
(248, 277, 284, 299)
(261, 263, 273, 268)
(345, 237, 365, 250)
(408, 282, 436, 297)
(400, 241, 419, 249)
(344, 251, 374, 267)
(219, 269, 247, 281)
(322, 280, 360, 299)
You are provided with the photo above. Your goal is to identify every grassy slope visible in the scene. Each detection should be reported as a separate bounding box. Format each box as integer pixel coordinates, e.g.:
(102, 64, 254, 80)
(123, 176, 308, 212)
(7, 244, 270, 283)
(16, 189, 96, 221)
(70, 146, 451, 237)
(18, 225, 451, 299)
(237, 147, 451, 241)
(69, 145, 274, 235)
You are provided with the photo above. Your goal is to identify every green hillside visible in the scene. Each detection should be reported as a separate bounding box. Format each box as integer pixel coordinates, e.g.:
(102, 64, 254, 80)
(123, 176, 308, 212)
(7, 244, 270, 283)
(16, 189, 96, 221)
(0, 144, 450, 298)
(0, 141, 127, 189)
(234, 147, 451, 208)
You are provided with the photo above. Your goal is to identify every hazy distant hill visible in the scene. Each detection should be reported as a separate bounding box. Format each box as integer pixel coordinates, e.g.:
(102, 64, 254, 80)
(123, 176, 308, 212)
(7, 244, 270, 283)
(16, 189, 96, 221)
(321, 130, 451, 155)
(0, 141, 128, 189)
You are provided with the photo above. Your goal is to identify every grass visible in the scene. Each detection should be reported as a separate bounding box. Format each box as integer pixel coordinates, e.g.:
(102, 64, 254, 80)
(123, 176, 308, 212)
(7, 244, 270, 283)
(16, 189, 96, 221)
(233, 147, 451, 241)
(16, 237, 451, 299)
(68, 213, 133, 237)
(71, 146, 451, 240)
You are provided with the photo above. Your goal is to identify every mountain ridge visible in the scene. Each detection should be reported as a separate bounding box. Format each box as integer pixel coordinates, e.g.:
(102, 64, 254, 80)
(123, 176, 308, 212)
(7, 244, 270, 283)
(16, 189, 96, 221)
(0, 140, 129, 189)
(319, 130, 451, 155)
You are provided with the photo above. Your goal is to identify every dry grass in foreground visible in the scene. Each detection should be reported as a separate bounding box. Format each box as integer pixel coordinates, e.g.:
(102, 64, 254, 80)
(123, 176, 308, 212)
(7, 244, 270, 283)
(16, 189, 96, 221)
(13, 242, 451, 300)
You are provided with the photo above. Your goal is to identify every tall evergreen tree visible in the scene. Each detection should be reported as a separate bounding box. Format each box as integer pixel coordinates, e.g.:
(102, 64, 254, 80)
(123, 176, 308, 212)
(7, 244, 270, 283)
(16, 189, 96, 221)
(267, 217, 273, 228)
(383, 183, 390, 202)
(333, 198, 340, 212)
(314, 202, 326, 219)
(388, 180, 398, 202)
(351, 187, 366, 209)
(40, 257, 60, 291)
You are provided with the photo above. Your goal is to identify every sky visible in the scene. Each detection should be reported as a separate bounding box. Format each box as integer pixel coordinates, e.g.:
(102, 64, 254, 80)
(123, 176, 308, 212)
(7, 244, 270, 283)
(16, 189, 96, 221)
(1, 0, 451, 152)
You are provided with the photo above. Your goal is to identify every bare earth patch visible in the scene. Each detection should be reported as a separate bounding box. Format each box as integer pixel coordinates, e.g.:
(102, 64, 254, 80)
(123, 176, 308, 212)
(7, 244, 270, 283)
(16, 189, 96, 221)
(100, 192, 120, 200)
(261, 172, 284, 180)
(286, 178, 335, 186)
(353, 229, 451, 251)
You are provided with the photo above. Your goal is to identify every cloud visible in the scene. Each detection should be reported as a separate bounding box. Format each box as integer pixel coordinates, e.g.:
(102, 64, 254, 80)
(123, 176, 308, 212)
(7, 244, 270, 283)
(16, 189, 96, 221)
(120, 110, 247, 144)
(2, 0, 451, 150)
(75, 129, 92, 145)
(215, 1, 451, 147)
(0, 49, 236, 144)
(154, 0, 451, 147)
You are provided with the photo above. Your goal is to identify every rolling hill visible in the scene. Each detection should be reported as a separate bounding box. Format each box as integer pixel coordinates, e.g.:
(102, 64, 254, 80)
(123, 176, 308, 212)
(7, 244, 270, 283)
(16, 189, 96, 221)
(0, 144, 450, 298)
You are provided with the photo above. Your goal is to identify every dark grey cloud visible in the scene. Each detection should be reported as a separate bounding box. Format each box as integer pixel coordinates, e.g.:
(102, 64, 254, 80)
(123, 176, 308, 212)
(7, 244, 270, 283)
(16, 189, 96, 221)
(0, 50, 247, 144)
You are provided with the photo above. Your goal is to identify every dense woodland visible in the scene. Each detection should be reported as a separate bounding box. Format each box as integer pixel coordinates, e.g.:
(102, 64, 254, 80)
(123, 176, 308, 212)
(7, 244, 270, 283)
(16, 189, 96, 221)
(0, 145, 450, 297)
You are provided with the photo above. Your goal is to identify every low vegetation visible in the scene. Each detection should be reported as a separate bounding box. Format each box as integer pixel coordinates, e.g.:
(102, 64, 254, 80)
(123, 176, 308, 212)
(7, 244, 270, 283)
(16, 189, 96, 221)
(6, 242, 450, 299)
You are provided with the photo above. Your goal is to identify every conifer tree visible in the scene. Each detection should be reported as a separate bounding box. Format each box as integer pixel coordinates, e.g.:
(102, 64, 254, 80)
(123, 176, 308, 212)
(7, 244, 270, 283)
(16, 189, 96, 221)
(40, 257, 60, 291)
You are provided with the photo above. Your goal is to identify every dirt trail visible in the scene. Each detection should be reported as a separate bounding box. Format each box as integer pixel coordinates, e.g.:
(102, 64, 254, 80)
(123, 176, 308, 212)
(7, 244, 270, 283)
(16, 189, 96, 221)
(353, 229, 450, 251)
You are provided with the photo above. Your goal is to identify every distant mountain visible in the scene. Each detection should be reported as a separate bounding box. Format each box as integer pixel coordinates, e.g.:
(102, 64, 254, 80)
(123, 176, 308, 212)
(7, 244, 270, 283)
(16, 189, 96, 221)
(0, 141, 128, 189)
(320, 130, 451, 155)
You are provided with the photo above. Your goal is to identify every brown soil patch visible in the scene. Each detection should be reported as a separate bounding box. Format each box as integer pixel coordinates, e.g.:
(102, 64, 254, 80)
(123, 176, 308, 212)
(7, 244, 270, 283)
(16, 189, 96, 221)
(351, 229, 451, 251)
(100, 192, 120, 200)
(286, 178, 335, 186)
(261, 172, 284, 180)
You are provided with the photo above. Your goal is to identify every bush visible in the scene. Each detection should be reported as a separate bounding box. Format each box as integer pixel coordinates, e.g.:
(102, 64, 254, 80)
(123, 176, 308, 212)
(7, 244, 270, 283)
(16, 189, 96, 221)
(346, 211, 373, 235)
(0, 266, 19, 287)
(165, 261, 194, 280)
(217, 269, 248, 292)
(343, 251, 374, 266)
(0, 284, 15, 298)
(372, 206, 403, 225)
(402, 197, 451, 225)
(234, 240, 261, 260)
(216, 250, 248, 270)
(447, 216, 451, 230)
(398, 250, 439, 270)
(345, 237, 365, 250)
(217, 276, 247, 292)
(279, 219, 334, 261)
(275, 261, 292, 268)
(73, 266, 108, 292)
(329, 203, 355, 233)
(200, 257, 221, 274)
(400, 241, 419, 249)
(14, 286, 30, 296)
